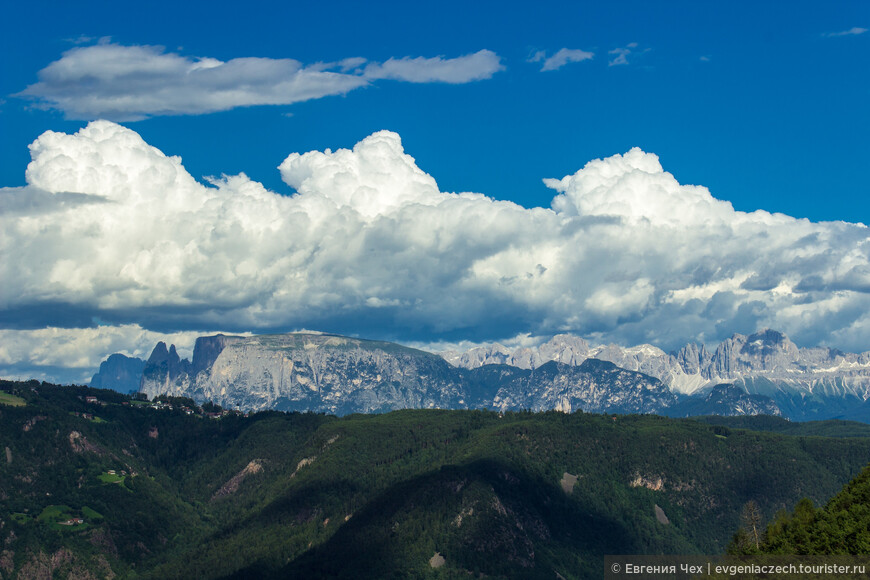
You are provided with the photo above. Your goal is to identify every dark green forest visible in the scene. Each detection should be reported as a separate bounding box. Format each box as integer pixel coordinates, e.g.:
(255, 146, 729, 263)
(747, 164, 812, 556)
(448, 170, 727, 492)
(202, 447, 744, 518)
(730, 462, 870, 556)
(1, 379, 869, 579)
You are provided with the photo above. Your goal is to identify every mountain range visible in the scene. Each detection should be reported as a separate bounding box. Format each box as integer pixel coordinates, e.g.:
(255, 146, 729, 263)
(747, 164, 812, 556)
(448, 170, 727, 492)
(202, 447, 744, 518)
(90, 328, 870, 422)
(444, 328, 870, 421)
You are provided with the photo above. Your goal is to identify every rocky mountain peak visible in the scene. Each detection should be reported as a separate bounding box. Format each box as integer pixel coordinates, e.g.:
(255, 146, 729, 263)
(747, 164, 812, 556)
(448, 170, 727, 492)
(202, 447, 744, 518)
(711, 329, 802, 377)
(673, 342, 711, 375)
(142, 341, 191, 392)
(743, 329, 798, 355)
(664, 382, 782, 418)
(89, 353, 145, 393)
(147, 341, 171, 364)
(705, 383, 782, 416)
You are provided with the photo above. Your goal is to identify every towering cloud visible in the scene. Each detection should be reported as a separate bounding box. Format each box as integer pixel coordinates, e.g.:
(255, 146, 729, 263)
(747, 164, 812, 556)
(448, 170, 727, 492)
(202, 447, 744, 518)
(2, 121, 870, 382)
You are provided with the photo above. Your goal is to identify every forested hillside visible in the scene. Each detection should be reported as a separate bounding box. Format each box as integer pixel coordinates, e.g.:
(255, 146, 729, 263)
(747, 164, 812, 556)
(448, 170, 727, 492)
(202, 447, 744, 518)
(730, 463, 870, 556)
(2, 379, 869, 579)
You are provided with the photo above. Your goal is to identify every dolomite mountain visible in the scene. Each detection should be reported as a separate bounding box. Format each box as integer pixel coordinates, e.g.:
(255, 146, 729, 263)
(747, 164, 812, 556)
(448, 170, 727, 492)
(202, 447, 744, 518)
(136, 333, 678, 416)
(443, 329, 870, 421)
(140, 334, 465, 415)
(92, 328, 870, 421)
(89, 353, 145, 393)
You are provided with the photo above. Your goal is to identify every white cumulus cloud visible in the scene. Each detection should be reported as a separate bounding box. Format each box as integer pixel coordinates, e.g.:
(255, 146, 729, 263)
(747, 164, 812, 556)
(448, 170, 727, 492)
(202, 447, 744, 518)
(16, 44, 503, 121)
(3, 122, 870, 380)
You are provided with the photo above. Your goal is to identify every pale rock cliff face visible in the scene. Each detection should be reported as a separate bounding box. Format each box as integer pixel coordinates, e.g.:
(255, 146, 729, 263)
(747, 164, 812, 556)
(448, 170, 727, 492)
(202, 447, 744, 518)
(138, 333, 682, 416)
(702, 329, 802, 378)
(678, 330, 870, 420)
(140, 333, 466, 414)
(444, 329, 870, 420)
(141, 342, 192, 394)
(442, 334, 702, 394)
(119, 328, 870, 420)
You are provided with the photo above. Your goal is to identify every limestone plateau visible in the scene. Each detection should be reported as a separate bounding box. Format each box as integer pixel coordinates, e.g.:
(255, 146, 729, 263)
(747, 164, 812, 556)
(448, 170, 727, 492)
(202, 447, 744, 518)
(92, 329, 870, 421)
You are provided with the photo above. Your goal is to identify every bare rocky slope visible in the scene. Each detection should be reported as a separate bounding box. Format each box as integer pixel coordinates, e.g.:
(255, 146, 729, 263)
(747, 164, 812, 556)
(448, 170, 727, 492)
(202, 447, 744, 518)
(90, 329, 870, 421)
(140, 333, 466, 415)
(443, 329, 870, 421)
(137, 333, 681, 416)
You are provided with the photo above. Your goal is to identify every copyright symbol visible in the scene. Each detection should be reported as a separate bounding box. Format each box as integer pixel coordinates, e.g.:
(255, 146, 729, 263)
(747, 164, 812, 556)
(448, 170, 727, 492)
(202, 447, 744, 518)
(611, 563, 621, 573)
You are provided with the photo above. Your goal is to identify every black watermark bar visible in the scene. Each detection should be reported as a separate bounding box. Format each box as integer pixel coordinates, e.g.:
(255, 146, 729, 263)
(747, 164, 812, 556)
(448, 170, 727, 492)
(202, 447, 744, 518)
(605, 555, 870, 579)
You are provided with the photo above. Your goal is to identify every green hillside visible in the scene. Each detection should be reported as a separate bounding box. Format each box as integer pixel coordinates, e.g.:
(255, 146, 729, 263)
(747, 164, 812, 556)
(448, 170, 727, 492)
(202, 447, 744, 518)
(1, 379, 869, 579)
(733, 463, 870, 556)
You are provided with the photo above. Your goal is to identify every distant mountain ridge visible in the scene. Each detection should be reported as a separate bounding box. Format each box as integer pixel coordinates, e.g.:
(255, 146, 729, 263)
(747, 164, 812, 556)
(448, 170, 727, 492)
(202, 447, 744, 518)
(135, 333, 682, 416)
(139, 333, 468, 415)
(89, 329, 870, 421)
(665, 383, 782, 419)
(443, 329, 870, 421)
(89, 353, 145, 393)
(443, 329, 870, 391)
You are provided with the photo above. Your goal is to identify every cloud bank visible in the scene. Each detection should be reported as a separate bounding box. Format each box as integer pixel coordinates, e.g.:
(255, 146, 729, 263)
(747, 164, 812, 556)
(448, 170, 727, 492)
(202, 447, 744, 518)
(16, 44, 504, 120)
(3, 122, 870, 380)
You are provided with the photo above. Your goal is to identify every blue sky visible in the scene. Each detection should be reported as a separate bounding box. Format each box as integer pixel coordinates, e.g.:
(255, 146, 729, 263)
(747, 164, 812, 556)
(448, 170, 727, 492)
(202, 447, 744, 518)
(1, 0, 869, 383)
(3, 0, 867, 218)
